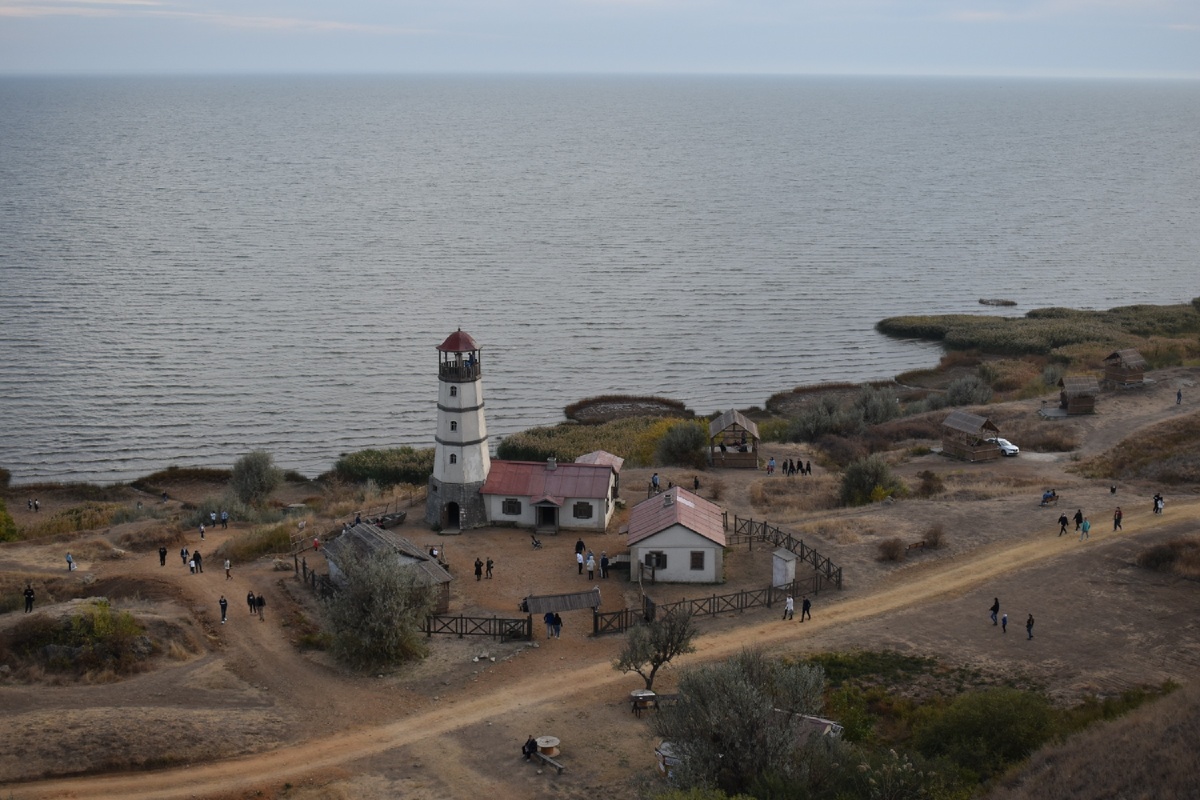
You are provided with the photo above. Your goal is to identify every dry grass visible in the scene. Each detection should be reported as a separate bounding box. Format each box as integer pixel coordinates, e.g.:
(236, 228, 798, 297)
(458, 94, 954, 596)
(985, 682, 1200, 800)
(877, 537, 905, 561)
(747, 475, 840, 514)
(1075, 410, 1200, 483)
(1136, 537, 1200, 580)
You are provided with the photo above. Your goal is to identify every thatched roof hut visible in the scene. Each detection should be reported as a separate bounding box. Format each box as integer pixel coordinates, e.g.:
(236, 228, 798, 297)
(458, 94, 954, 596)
(1103, 349, 1148, 386)
(323, 523, 452, 613)
(941, 410, 1001, 462)
(708, 409, 760, 469)
(1058, 376, 1101, 415)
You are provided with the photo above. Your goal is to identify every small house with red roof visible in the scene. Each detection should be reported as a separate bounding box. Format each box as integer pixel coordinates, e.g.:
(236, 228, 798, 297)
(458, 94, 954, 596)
(480, 457, 618, 533)
(627, 487, 726, 584)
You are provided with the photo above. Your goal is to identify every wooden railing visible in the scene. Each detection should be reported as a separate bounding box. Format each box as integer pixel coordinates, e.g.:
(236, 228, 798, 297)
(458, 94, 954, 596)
(730, 516, 843, 588)
(421, 614, 532, 642)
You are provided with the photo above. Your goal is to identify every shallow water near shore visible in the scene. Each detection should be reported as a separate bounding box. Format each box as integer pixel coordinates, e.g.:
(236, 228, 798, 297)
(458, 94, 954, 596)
(1, 76, 1198, 483)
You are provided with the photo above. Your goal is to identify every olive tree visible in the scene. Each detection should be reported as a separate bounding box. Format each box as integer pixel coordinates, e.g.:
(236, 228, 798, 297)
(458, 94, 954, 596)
(229, 450, 283, 506)
(322, 550, 436, 671)
(613, 608, 697, 691)
(653, 648, 826, 794)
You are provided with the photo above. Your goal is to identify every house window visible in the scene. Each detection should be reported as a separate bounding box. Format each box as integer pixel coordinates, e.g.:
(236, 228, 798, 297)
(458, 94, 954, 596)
(502, 499, 522, 515)
(690, 551, 705, 571)
(450, 386, 458, 397)
(573, 502, 593, 519)
(450, 421, 458, 431)
(449, 454, 457, 464)
(645, 551, 667, 569)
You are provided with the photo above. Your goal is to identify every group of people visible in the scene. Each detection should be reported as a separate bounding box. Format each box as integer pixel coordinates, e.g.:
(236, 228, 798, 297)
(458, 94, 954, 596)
(246, 590, 267, 621)
(766, 458, 811, 477)
(26, 498, 41, 512)
(782, 594, 812, 621)
(474, 557, 494, 580)
(542, 611, 564, 638)
(1152, 493, 1166, 515)
(1057, 509, 1094, 540)
(574, 539, 609, 579)
(990, 597, 1035, 640)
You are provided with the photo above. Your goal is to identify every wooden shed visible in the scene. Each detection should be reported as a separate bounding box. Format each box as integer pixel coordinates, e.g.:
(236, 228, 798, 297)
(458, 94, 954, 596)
(323, 524, 453, 613)
(1058, 376, 1100, 415)
(1103, 349, 1148, 386)
(708, 409, 760, 469)
(941, 410, 1002, 462)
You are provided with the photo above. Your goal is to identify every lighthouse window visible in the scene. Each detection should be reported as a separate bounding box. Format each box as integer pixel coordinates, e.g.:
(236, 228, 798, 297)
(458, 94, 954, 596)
(572, 502, 594, 520)
(502, 499, 522, 515)
(450, 421, 458, 431)
(449, 454, 457, 464)
(450, 386, 458, 397)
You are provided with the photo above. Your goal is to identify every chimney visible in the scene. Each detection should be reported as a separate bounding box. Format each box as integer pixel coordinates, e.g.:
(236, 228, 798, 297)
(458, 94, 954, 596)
(663, 492, 674, 507)
(546, 457, 557, 471)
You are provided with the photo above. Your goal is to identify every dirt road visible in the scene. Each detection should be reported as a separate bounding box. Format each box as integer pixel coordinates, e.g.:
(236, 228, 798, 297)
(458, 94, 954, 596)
(11, 498, 1197, 800)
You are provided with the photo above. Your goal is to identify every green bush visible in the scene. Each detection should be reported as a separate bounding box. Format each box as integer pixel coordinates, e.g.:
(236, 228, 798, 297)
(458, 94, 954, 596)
(230, 450, 283, 506)
(0, 498, 16, 542)
(945, 375, 993, 406)
(321, 550, 436, 671)
(496, 416, 684, 466)
(854, 385, 901, 425)
(1042, 363, 1065, 386)
(9, 599, 148, 674)
(914, 688, 1053, 781)
(655, 421, 709, 469)
(840, 454, 904, 506)
(877, 537, 905, 562)
(332, 447, 434, 487)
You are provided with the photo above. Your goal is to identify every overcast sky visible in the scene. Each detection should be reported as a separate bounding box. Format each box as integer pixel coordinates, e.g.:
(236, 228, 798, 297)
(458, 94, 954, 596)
(1, 0, 1197, 77)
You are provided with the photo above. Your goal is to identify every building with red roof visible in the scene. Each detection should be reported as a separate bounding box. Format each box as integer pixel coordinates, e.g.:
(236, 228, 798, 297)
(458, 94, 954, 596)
(480, 457, 617, 532)
(626, 487, 726, 583)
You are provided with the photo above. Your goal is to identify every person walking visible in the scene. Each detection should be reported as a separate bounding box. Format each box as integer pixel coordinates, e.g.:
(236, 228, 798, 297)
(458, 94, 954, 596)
(1026, 614, 1035, 640)
(159, 545, 168, 566)
(33, 499, 40, 512)
(220, 509, 229, 529)
(783, 595, 794, 621)
(576, 551, 584, 575)
(1073, 509, 1084, 531)
(1113, 506, 1123, 531)
(247, 591, 256, 615)
(485, 557, 494, 579)
(543, 611, 555, 639)
(474, 558, 484, 581)
(990, 597, 1000, 626)
(801, 595, 812, 621)
(199, 523, 205, 540)
(225, 558, 232, 580)
(1178, 389, 1183, 405)
(1057, 513, 1069, 536)
(193, 550, 203, 573)
(255, 593, 266, 621)
(24, 584, 35, 613)
(210, 511, 218, 530)
(552, 612, 562, 639)
(651, 473, 660, 493)
(600, 552, 609, 579)
(586, 553, 596, 580)
(181, 546, 189, 566)
(219, 595, 228, 624)
(1001, 613, 1008, 634)
(65, 552, 75, 571)
(575, 538, 585, 556)
(1080, 517, 1091, 541)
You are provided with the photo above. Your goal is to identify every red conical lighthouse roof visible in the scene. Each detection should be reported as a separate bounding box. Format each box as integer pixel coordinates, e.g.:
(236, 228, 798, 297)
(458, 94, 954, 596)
(437, 328, 480, 353)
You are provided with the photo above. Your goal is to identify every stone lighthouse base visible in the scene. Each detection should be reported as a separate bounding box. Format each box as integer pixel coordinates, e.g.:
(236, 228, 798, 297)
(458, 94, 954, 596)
(425, 478, 488, 531)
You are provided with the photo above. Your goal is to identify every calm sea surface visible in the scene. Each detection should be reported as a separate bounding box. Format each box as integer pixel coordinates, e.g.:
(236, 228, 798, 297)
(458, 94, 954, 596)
(1, 76, 1198, 484)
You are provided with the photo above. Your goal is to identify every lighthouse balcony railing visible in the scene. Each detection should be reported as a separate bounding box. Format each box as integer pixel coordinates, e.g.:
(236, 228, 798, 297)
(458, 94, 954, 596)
(439, 363, 481, 381)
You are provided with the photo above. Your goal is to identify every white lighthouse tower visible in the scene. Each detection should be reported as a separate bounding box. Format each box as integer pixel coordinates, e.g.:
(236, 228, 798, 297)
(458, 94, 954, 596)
(425, 329, 491, 530)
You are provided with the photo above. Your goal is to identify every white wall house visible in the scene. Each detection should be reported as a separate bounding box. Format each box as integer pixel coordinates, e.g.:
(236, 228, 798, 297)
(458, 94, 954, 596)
(480, 458, 617, 532)
(627, 487, 726, 584)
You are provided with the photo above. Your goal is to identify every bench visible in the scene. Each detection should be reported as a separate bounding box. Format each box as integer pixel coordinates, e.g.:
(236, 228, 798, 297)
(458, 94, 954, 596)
(532, 750, 566, 774)
(906, 540, 926, 551)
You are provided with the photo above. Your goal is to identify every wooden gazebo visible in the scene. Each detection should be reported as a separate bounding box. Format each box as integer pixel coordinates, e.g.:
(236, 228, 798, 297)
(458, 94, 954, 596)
(708, 409, 759, 468)
(1058, 376, 1100, 415)
(1103, 349, 1148, 386)
(941, 410, 1001, 462)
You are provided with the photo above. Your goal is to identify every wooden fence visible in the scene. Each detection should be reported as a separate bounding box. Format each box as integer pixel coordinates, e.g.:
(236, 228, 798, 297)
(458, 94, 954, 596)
(730, 516, 843, 589)
(421, 614, 532, 642)
(592, 572, 837, 636)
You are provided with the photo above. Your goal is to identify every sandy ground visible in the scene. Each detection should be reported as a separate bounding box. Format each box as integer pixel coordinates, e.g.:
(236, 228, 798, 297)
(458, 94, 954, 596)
(1, 367, 1198, 800)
